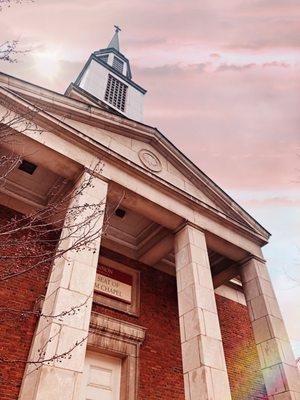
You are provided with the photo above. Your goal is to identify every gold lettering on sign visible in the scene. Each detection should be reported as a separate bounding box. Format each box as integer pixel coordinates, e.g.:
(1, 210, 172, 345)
(95, 273, 132, 303)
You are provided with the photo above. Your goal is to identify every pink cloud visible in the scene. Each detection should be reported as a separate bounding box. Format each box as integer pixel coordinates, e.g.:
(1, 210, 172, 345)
(239, 198, 300, 207)
(217, 63, 256, 72)
(263, 61, 290, 68)
(210, 53, 221, 59)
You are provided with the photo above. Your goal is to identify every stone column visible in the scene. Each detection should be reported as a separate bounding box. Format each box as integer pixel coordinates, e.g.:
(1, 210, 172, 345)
(240, 258, 300, 399)
(19, 172, 108, 400)
(174, 225, 232, 400)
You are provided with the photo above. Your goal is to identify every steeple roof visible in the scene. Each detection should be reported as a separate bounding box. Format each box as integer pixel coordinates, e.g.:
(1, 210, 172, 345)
(107, 25, 121, 51)
(71, 26, 146, 121)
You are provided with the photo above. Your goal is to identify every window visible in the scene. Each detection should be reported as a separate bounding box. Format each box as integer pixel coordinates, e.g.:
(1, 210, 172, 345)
(112, 56, 124, 74)
(104, 74, 128, 112)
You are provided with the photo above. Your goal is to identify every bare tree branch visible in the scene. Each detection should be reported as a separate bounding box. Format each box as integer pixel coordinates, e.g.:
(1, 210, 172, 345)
(0, 0, 34, 12)
(0, 99, 124, 373)
(0, 0, 34, 62)
(0, 40, 30, 63)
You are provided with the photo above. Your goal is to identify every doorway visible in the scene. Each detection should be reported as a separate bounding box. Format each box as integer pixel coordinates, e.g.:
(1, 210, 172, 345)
(80, 351, 122, 400)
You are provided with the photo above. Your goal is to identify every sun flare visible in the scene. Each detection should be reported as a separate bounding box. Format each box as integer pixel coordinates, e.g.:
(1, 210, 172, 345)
(34, 49, 61, 79)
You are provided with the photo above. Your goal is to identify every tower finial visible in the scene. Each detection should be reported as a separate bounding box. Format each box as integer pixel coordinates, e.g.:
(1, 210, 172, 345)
(107, 25, 121, 52)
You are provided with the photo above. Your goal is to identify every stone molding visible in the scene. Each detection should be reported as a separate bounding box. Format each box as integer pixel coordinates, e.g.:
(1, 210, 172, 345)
(88, 312, 146, 400)
(138, 149, 162, 172)
(89, 312, 146, 345)
(0, 80, 270, 248)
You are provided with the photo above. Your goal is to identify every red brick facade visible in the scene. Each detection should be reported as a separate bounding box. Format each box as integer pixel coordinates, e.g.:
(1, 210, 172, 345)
(0, 206, 52, 400)
(0, 205, 266, 400)
(94, 247, 185, 400)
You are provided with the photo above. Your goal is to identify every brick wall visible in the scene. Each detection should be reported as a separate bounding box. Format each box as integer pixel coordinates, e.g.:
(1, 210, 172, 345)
(0, 205, 53, 400)
(93, 247, 185, 400)
(95, 249, 267, 400)
(216, 294, 267, 400)
(0, 203, 266, 400)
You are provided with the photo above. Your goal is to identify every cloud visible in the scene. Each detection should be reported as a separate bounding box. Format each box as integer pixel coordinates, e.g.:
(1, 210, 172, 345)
(217, 63, 256, 72)
(135, 61, 300, 191)
(239, 0, 300, 15)
(1, 0, 300, 60)
(0, 56, 83, 93)
(210, 53, 221, 59)
(216, 62, 291, 72)
(126, 37, 167, 48)
(239, 197, 300, 207)
(225, 22, 300, 50)
(136, 63, 208, 77)
(263, 61, 290, 68)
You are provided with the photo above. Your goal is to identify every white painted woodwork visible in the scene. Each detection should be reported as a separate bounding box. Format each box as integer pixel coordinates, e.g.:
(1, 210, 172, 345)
(80, 351, 121, 400)
(79, 60, 144, 122)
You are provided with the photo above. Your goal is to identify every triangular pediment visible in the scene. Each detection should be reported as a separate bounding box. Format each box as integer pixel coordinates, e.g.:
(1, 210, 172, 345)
(50, 115, 222, 210)
(0, 72, 270, 242)
(46, 113, 258, 232)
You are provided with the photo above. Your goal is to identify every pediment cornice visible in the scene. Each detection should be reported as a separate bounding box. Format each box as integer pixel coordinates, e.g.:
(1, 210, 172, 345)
(0, 73, 270, 244)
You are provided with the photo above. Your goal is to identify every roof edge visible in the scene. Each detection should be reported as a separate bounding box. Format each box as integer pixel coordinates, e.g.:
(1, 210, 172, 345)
(0, 71, 271, 241)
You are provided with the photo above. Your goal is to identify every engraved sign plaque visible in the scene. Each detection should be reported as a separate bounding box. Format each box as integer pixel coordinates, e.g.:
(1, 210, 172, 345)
(95, 264, 133, 304)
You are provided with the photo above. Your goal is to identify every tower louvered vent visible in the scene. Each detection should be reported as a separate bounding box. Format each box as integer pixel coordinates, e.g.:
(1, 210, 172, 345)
(112, 56, 124, 74)
(104, 74, 127, 112)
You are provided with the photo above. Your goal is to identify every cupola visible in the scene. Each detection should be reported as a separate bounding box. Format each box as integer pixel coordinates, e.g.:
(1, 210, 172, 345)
(68, 26, 147, 122)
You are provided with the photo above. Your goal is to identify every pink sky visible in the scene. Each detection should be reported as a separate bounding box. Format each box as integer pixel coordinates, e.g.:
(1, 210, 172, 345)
(1, 0, 300, 356)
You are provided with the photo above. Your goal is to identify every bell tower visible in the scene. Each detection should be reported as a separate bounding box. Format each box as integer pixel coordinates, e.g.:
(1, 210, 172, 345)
(69, 27, 147, 122)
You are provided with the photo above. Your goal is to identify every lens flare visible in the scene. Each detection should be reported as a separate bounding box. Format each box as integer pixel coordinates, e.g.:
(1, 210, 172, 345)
(34, 49, 61, 79)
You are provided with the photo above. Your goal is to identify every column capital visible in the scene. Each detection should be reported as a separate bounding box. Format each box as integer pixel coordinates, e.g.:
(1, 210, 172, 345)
(239, 254, 267, 267)
(84, 166, 110, 183)
(173, 221, 205, 235)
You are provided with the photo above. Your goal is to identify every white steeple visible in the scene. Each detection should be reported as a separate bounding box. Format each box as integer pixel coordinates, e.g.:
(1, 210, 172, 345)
(107, 25, 121, 51)
(70, 27, 147, 122)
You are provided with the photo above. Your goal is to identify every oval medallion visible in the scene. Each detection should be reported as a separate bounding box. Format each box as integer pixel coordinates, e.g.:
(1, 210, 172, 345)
(138, 149, 162, 172)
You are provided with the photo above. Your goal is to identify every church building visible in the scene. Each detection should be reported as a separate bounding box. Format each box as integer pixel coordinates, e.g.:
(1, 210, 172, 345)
(0, 28, 299, 400)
